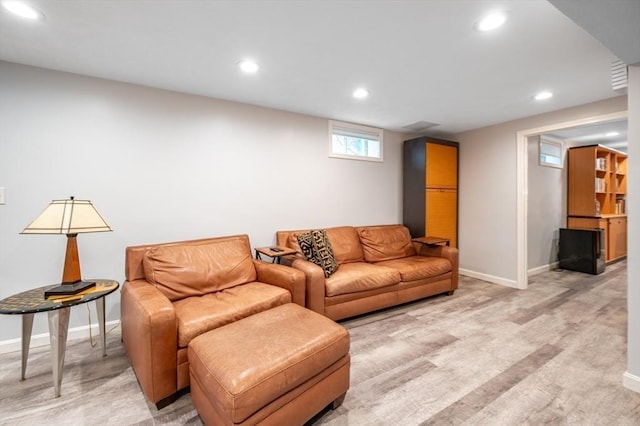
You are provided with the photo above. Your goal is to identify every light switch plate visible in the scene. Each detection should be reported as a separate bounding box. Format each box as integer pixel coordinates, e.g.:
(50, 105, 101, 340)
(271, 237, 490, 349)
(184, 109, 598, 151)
(0, 187, 5, 205)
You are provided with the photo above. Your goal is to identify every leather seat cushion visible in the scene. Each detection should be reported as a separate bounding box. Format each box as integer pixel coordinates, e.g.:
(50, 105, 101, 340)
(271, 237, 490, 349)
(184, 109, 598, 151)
(357, 225, 416, 262)
(325, 262, 400, 297)
(284, 226, 365, 265)
(188, 303, 350, 424)
(375, 255, 452, 282)
(173, 282, 290, 347)
(143, 236, 257, 301)
(325, 226, 365, 264)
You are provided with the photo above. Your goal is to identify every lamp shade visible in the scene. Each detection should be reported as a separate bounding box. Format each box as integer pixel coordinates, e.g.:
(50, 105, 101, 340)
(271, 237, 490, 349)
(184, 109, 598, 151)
(22, 197, 112, 235)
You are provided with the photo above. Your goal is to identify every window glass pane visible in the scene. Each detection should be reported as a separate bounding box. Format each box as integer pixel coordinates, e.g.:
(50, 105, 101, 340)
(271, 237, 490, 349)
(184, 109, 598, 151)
(329, 121, 383, 162)
(539, 138, 563, 168)
(540, 142, 561, 157)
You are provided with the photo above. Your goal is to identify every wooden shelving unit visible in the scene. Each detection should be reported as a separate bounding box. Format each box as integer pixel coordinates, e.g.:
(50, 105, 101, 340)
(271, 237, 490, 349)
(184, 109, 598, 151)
(567, 145, 627, 263)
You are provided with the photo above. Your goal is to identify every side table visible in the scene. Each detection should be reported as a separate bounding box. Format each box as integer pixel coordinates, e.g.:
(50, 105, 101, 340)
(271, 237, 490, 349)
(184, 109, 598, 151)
(255, 246, 298, 264)
(0, 279, 119, 397)
(412, 236, 451, 247)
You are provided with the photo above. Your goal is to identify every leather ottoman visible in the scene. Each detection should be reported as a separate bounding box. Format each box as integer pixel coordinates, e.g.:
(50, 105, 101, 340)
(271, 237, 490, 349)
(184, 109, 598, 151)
(188, 303, 350, 426)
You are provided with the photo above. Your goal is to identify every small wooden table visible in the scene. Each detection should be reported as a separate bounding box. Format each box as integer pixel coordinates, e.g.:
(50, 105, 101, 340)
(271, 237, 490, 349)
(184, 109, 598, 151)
(412, 236, 451, 246)
(0, 279, 119, 397)
(255, 246, 298, 264)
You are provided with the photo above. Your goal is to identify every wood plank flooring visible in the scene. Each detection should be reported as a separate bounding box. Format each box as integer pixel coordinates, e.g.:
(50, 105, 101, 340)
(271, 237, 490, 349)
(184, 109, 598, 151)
(1, 260, 638, 425)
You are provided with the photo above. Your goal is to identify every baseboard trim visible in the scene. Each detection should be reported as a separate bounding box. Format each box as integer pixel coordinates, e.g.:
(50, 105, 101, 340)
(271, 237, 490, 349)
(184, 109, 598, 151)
(459, 268, 520, 289)
(0, 320, 120, 355)
(623, 371, 640, 393)
(528, 262, 560, 277)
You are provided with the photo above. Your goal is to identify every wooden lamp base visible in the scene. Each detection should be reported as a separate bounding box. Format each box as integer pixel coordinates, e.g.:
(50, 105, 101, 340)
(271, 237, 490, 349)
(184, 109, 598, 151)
(44, 234, 95, 298)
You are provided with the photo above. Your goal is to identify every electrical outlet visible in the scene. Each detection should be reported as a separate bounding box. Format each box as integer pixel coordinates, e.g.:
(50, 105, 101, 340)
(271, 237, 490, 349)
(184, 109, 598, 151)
(0, 187, 5, 205)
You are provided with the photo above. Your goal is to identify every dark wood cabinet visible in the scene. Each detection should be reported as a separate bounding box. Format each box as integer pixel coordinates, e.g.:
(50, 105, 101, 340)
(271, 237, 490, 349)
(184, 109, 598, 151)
(403, 137, 459, 247)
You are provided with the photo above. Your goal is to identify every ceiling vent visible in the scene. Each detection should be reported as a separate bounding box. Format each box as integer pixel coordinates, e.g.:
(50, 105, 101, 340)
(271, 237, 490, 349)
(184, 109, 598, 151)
(402, 121, 439, 134)
(611, 60, 628, 93)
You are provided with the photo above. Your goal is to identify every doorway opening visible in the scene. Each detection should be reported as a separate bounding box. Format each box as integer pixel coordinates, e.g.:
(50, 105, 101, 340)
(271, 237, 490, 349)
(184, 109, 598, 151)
(515, 110, 628, 289)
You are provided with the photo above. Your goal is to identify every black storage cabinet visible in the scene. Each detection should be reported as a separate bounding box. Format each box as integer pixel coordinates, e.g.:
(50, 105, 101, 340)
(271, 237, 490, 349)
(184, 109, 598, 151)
(558, 228, 605, 275)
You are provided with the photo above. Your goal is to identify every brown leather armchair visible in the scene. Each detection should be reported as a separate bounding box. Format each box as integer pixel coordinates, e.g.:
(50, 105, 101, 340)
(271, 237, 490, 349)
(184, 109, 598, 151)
(121, 234, 305, 408)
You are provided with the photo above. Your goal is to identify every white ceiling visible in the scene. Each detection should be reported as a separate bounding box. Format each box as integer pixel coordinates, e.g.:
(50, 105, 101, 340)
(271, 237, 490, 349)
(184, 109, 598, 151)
(544, 118, 628, 151)
(0, 0, 629, 136)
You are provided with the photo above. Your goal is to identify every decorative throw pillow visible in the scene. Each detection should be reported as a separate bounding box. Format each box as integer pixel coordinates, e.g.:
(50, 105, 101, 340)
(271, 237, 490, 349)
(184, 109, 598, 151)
(296, 229, 339, 278)
(310, 229, 339, 278)
(296, 231, 315, 261)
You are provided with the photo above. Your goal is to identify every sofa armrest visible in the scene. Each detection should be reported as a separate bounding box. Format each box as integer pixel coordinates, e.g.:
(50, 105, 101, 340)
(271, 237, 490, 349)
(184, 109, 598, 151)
(283, 257, 326, 315)
(253, 260, 306, 306)
(121, 279, 178, 404)
(278, 253, 302, 267)
(415, 244, 459, 291)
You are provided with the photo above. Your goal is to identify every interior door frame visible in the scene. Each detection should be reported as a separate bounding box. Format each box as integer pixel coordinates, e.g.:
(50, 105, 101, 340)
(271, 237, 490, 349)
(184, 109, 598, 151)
(515, 110, 628, 289)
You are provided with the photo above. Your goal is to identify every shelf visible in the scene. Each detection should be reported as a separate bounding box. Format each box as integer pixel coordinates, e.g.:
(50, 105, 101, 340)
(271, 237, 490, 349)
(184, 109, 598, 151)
(568, 145, 628, 262)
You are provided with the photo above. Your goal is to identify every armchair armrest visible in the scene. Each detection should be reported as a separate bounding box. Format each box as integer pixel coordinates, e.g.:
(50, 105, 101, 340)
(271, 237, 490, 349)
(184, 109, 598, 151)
(253, 260, 306, 306)
(415, 244, 459, 291)
(284, 257, 326, 315)
(121, 279, 178, 404)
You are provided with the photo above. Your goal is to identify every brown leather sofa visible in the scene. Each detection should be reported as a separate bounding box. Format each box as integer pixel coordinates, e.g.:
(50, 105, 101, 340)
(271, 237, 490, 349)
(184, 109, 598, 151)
(276, 224, 458, 321)
(120, 234, 305, 407)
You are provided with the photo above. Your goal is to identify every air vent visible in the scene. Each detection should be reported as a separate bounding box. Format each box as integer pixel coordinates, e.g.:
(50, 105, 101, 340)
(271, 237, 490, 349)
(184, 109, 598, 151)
(611, 60, 628, 93)
(403, 121, 439, 133)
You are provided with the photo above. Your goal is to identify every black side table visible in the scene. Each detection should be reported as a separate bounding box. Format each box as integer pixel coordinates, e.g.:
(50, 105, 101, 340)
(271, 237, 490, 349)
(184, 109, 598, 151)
(255, 246, 298, 264)
(412, 236, 451, 247)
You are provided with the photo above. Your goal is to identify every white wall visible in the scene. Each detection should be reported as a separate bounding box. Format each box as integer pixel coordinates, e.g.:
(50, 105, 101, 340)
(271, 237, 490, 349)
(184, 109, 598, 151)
(527, 135, 566, 274)
(455, 96, 627, 286)
(0, 61, 405, 344)
(625, 65, 640, 392)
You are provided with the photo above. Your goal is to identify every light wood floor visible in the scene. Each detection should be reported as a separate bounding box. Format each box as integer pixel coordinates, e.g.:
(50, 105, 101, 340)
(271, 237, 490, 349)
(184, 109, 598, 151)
(1, 261, 638, 425)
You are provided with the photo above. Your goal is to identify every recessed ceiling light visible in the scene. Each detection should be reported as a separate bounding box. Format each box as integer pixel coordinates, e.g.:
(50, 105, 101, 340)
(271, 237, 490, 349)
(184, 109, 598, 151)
(605, 131, 620, 137)
(238, 60, 259, 74)
(353, 88, 369, 99)
(534, 91, 553, 101)
(2, 1, 44, 20)
(476, 12, 506, 32)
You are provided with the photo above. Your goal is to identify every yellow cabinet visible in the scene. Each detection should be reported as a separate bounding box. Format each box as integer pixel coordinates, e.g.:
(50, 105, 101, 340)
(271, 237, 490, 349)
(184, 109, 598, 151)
(426, 143, 457, 189)
(608, 216, 627, 262)
(403, 137, 459, 247)
(425, 188, 457, 248)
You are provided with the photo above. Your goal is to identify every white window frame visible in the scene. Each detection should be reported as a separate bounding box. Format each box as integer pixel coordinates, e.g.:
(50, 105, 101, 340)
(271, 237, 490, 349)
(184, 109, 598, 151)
(329, 120, 383, 162)
(539, 136, 564, 168)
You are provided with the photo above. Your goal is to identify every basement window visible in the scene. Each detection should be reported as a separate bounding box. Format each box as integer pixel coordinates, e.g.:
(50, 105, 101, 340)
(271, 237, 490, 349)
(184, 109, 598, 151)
(539, 137, 563, 168)
(329, 121, 383, 162)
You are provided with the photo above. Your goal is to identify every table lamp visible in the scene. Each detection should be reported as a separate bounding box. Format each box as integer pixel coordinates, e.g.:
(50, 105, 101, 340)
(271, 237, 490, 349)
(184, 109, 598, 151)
(21, 197, 112, 297)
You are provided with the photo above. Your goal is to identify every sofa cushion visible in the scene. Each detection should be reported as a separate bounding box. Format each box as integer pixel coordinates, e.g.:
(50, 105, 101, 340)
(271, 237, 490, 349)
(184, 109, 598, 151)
(357, 225, 416, 262)
(143, 236, 257, 301)
(325, 262, 400, 297)
(375, 255, 451, 282)
(286, 231, 307, 254)
(173, 282, 290, 347)
(325, 226, 365, 264)
(297, 230, 339, 278)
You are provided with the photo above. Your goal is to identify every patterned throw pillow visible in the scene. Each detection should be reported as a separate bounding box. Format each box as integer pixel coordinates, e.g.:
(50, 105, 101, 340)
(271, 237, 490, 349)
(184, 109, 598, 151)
(296, 229, 339, 278)
(296, 231, 315, 261)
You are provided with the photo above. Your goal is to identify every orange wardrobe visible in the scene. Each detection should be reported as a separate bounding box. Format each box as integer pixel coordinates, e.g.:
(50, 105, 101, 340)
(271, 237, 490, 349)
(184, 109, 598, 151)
(403, 137, 459, 247)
